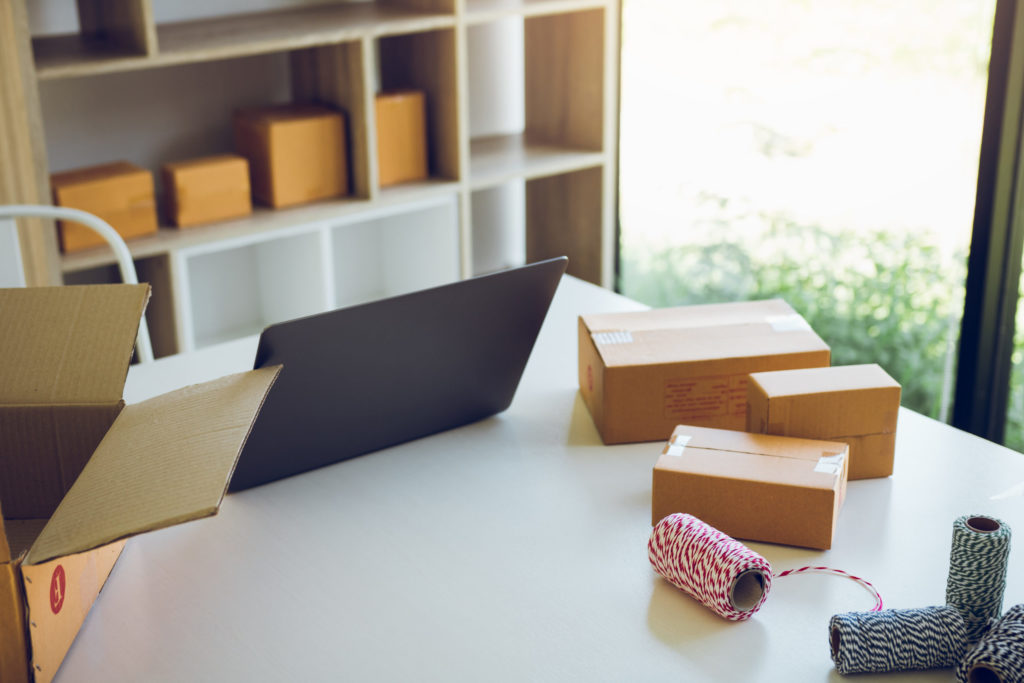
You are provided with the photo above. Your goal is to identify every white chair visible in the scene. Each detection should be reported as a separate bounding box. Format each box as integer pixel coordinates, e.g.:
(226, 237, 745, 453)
(0, 204, 154, 363)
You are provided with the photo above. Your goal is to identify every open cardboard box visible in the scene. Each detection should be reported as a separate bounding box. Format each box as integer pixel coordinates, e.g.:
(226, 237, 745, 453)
(0, 285, 279, 683)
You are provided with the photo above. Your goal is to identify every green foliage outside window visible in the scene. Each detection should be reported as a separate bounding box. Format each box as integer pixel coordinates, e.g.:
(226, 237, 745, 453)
(618, 210, 966, 426)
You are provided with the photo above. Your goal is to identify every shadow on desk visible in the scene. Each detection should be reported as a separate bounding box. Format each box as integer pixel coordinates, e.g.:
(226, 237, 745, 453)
(647, 578, 770, 677)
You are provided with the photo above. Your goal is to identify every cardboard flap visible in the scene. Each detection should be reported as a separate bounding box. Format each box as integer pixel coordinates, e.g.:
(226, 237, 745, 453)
(24, 367, 280, 566)
(0, 285, 150, 405)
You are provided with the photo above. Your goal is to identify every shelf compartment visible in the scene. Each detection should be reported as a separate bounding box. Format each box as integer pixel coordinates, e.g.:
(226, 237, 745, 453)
(377, 28, 460, 185)
(465, 0, 609, 25)
(34, 3, 456, 80)
(470, 182, 526, 276)
(469, 133, 604, 189)
(524, 7, 605, 150)
(63, 252, 179, 358)
(331, 196, 459, 307)
(182, 229, 328, 349)
(526, 165, 602, 284)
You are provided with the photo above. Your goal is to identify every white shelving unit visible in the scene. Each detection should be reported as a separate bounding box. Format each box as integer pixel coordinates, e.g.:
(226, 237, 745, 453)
(2, 0, 619, 358)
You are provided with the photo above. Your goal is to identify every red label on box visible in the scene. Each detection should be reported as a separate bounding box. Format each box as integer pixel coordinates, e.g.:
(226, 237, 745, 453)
(50, 565, 66, 614)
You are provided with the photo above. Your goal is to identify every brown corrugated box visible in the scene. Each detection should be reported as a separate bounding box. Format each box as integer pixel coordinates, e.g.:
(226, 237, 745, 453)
(578, 299, 831, 444)
(652, 425, 849, 550)
(0, 285, 279, 683)
(50, 161, 159, 253)
(746, 364, 901, 480)
(162, 154, 252, 228)
(376, 90, 428, 187)
(233, 103, 348, 208)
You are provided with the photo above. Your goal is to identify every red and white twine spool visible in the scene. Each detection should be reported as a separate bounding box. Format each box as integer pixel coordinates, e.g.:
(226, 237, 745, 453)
(649, 513, 772, 620)
(649, 513, 883, 620)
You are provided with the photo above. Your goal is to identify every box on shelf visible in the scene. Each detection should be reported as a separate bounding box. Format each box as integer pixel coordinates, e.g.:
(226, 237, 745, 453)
(578, 299, 830, 444)
(161, 154, 252, 228)
(746, 364, 901, 480)
(50, 161, 158, 253)
(375, 90, 428, 187)
(652, 424, 849, 550)
(0, 285, 279, 683)
(233, 103, 348, 208)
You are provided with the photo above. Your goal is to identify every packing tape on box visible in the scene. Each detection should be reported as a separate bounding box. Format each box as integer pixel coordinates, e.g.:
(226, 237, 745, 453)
(828, 514, 1013, 676)
(665, 433, 845, 483)
(648, 513, 882, 622)
(591, 330, 633, 345)
(766, 314, 812, 332)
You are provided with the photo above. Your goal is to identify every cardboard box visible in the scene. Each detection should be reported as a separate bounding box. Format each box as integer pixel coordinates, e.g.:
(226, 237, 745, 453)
(50, 161, 159, 253)
(233, 103, 348, 208)
(376, 90, 428, 187)
(652, 425, 849, 550)
(0, 284, 279, 683)
(746, 364, 901, 480)
(162, 154, 252, 228)
(578, 299, 830, 444)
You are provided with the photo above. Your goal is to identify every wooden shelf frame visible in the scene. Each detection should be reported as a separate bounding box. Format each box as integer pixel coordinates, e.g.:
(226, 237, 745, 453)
(2, 0, 619, 357)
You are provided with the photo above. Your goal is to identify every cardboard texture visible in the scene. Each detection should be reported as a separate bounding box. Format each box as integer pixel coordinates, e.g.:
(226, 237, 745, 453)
(746, 364, 902, 479)
(0, 284, 280, 683)
(376, 90, 428, 187)
(50, 161, 158, 253)
(579, 300, 831, 444)
(652, 425, 849, 550)
(0, 285, 147, 519)
(233, 103, 348, 208)
(162, 154, 252, 228)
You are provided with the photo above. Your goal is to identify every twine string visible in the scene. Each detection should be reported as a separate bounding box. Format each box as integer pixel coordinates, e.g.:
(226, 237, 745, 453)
(776, 565, 884, 611)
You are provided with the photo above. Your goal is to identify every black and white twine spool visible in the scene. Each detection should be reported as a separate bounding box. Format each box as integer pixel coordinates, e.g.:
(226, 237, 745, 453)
(947, 515, 1012, 644)
(956, 603, 1024, 683)
(829, 605, 968, 674)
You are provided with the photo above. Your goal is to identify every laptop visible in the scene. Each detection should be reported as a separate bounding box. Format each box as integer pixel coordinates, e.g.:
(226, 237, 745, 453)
(229, 256, 568, 491)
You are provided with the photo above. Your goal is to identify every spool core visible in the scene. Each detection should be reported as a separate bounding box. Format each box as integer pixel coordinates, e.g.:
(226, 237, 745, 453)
(830, 627, 841, 659)
(730, 569, 767, 612)
(967, 665, 1002, 683)
(966, 517, 1001, 533)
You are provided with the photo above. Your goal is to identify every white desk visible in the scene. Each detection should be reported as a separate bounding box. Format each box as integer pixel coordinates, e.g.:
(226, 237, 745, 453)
(59, 276, 1024, 682)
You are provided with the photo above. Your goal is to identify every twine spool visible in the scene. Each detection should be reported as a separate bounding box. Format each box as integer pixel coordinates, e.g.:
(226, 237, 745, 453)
(946, 515, 1012, 643)
(648, 513, 771, 621)
(829, 606, 968, 674)
(956, 603, 1024, 683)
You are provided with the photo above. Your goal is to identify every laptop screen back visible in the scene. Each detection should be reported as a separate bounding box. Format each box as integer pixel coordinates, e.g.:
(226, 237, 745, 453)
(230, 257, 568, 491)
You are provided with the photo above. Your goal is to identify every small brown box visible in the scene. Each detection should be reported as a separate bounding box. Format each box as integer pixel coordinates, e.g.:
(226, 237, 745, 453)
(162, 154, 252, 228)
(746, 364, 901, 480)
(652, 425, 849, 550)
(376, 90, 428, 187)
(233, 104, 348, 208)
(50, 161, 158, 253)
(578, 300, 831, 444)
